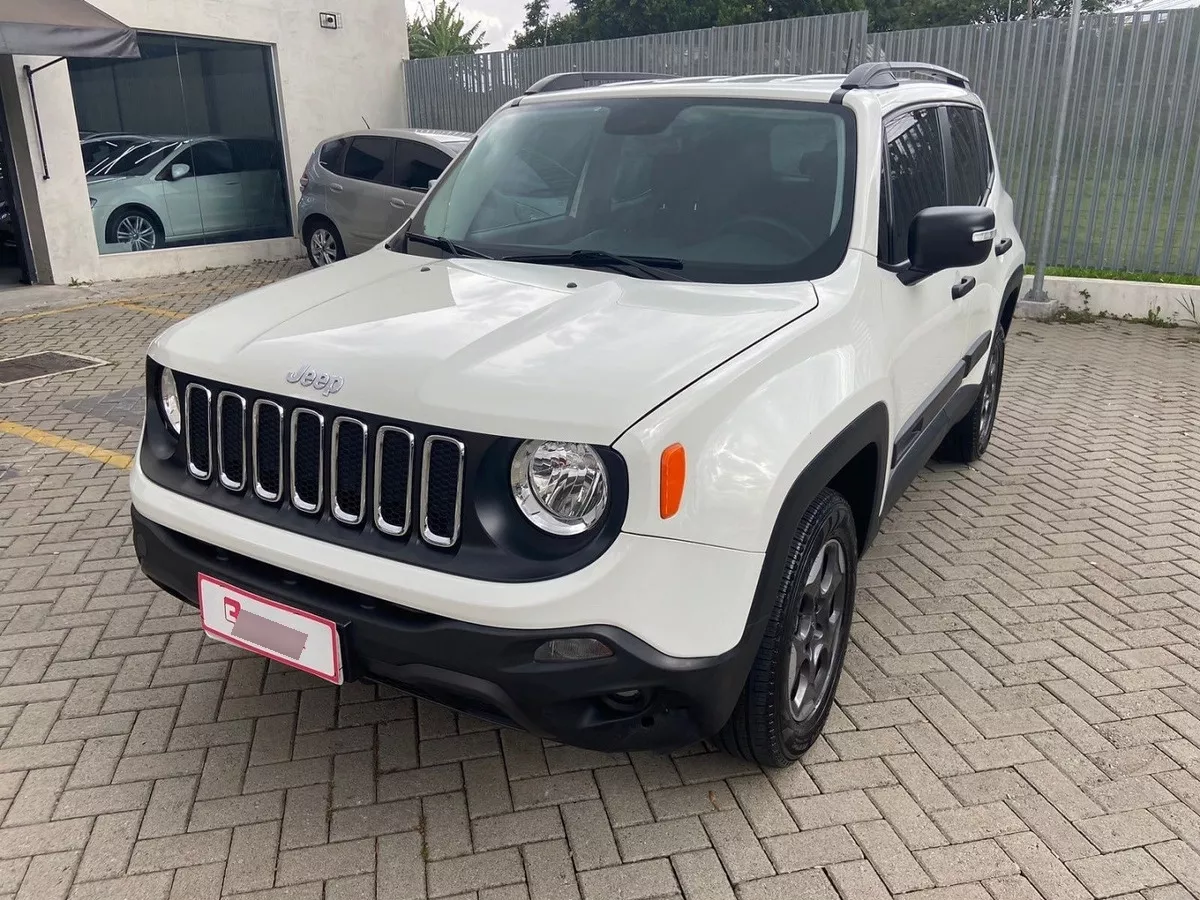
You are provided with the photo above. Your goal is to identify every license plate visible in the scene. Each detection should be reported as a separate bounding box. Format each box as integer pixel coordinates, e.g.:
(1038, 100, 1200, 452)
(197, 574, 344, 684)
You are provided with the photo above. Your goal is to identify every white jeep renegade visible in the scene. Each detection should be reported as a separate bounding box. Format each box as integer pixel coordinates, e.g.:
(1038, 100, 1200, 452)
(131, 63, 1025, 767)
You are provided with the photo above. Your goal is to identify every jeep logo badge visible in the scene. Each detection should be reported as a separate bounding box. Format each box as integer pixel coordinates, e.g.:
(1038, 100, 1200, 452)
(285, 364, 343, 396)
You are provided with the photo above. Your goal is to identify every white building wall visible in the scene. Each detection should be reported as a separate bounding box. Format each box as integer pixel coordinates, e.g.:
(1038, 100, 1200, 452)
(3, 0, 410, 284)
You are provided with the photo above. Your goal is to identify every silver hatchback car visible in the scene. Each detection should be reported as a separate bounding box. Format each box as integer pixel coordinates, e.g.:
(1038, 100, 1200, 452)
(297, 128, 471, 267)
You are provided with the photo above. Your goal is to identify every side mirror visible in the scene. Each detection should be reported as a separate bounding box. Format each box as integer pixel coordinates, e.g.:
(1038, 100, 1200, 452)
(169, 163, 191, 181)
(906, 206, 995, 281)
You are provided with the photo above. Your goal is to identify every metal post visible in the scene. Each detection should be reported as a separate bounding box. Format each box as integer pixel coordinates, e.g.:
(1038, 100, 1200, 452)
(1026, 0, 1083, 305)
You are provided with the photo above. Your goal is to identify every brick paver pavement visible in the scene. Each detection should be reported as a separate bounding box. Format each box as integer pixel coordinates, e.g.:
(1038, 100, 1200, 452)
(1, 263, 1199, 900)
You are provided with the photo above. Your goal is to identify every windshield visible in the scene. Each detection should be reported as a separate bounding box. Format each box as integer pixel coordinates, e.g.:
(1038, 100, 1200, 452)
(402, 97, 856, 284)
(91, 140, 182, 178)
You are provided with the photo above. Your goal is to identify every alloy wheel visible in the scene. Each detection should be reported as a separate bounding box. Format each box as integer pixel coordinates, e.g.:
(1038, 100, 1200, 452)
(979, 345, 1000, 444)
(115, 215, 156, 251)
(787, 538, 849, 723)
(310, 228, 338, 266)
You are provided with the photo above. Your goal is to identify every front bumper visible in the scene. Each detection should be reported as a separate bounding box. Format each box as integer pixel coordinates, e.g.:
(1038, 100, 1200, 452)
(132, 507, 756, 751)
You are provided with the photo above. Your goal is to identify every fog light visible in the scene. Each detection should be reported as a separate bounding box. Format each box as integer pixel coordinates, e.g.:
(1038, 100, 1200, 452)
(601, 689, 649, 714)
(534, 638, 613, 662)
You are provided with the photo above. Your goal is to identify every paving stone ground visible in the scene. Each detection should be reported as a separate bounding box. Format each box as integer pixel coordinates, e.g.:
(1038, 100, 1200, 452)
(1, 262, 1199, 900)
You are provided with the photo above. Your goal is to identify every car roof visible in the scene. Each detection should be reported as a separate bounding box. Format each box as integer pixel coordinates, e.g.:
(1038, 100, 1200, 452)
(514, 73, 983, 117)
(324, 127, 473, 145)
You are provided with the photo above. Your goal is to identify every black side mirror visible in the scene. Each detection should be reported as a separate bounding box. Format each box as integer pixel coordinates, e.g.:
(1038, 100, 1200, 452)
(904, 206, 996, 283)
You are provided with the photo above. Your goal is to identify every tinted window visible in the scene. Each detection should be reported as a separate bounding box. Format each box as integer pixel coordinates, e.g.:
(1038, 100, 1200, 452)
(343, 136, 394, 184)
(100, 140, 182, 177)
(319, 139, 346, 172)
(189, 141, 234, 177)
(394, 140, 450, 191)
(884, 107, 946, 264)
(947, 106, 992, 206)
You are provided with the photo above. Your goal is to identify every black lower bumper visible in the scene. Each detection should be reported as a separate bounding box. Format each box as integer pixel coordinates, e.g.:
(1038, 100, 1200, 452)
(131, 507, 753, 752)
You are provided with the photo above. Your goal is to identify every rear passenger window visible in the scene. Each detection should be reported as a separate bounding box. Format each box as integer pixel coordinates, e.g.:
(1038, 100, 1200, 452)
(947, 107, 992, 206)
(319, 139, 346, 173)
(394, 140, 450, 192)
(343, 136, 394, 185)
(883, 107, 947, 264)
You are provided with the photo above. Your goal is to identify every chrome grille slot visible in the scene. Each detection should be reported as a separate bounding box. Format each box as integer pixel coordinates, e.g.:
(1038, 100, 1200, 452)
(216, 392, 247, 491)
(290, 408, 324, 514)
(331, 417, 367, 525)
(184, 383, 212, 480)
(252, 400, 284, 502)
(374, 426, 414, 536)
(421, 435, 464, 548)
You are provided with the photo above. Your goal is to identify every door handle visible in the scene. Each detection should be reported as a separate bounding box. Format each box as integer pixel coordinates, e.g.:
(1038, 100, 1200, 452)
(390, 198, 408, 209)
(329, 183, 343, 193)
(223, 181, 239, 186)
(951, 276, 977, 300)
(995, 238, 1013, 257)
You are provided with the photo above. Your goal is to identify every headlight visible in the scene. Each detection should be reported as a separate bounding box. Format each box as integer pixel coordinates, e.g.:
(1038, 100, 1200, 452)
(511, 440, 609, 535)
(160, 367, 181, 434)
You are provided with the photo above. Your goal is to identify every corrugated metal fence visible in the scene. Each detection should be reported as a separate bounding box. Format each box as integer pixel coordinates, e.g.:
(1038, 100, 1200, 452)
(405, 12, 867, 132)
(869, 9, 1200, 275)
(406, 8, 1200, 274)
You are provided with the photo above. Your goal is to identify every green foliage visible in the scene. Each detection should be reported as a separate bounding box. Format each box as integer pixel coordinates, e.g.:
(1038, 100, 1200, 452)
(1035, 265, 1200, 286)
(408, 0, 487, 58)
(509, 0, 1114, 48)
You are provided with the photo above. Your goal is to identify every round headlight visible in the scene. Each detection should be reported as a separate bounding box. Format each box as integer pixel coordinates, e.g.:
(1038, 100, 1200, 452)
(160, 367, 181, 434)
(511, 440, 609, 536)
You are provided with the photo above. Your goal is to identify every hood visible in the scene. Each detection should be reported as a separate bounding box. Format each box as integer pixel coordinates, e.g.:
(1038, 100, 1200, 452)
(150, 246, 818, 444)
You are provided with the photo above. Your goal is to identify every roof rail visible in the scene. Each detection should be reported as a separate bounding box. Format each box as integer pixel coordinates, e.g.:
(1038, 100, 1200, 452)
(841, 61, 970, 91)
(523, 71, 669, 95)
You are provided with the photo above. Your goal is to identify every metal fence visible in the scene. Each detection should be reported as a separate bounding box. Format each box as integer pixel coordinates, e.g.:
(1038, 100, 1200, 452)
(405, 8, 1200, 275)
(869, 9, 1200, 276)
(405, 12, 867, 132)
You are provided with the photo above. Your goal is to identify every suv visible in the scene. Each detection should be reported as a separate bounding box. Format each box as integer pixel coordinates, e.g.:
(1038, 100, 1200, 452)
(297, 128, 471, 267)
(132, 64, 1025, 767)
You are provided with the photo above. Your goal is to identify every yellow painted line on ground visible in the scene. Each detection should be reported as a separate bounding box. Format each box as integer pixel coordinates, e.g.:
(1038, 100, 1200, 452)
(105, 300, 190, 320)
(0, 300, 110, 326)
(0, 420, 133, 470)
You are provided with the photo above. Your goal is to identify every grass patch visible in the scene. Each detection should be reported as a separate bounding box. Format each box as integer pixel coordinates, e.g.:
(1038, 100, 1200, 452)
(1031, 265, 1200, 286)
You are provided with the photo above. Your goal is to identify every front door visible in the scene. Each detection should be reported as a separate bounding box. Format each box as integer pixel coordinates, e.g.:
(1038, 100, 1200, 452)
(338, 135, 400, 253)
(877, 105, 974, 461)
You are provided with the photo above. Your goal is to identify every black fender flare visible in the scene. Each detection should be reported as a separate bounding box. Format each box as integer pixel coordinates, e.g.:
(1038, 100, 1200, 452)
(712, 402, 889, 723)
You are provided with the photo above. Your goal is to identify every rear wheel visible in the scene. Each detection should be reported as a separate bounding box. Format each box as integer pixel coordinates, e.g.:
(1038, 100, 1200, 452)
(716, 487, 857, 768)
(305, 218, 344, 268)
(936, 324, 1006, 463)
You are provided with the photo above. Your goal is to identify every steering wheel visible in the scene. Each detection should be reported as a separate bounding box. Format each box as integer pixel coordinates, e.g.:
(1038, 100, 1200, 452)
(719, 215, 814, 255)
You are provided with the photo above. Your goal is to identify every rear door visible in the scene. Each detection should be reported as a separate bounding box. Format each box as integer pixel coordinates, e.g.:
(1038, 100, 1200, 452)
(391, 139, 453, 227)
(338, 135, 398, 253)
(945, 104, 1003, 357)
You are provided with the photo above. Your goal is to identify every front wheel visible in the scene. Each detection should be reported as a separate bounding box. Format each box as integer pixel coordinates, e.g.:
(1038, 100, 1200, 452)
(936, 324, 1006, 464)
(108, 208, 164, 252)
(716, 487, 857, 768)
(306, 219, 344, 268)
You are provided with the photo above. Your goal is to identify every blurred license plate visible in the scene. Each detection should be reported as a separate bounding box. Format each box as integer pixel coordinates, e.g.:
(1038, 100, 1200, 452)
(197, 574, 343, 684)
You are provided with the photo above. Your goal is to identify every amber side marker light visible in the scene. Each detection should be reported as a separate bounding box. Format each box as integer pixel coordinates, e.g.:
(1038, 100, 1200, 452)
(660, 443, 686, 519)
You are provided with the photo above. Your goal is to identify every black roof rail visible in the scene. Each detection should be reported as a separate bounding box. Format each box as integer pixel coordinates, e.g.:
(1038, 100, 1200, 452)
(523, 71, 670, 95)
(841, 61, 970, 91)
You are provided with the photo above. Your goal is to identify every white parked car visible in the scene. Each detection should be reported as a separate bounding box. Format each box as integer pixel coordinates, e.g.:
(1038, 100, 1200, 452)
(131, 64, 1025, 766)
(89, 137, 285, 252)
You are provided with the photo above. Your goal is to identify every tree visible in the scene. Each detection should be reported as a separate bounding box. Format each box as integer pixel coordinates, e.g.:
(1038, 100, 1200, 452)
(511, 0, 583, 48)
(867, 0, 1112, 32)
(408, 0, 487, 58)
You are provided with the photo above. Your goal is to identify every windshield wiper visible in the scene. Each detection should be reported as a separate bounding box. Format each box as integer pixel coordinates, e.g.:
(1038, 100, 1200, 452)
(406, 232, 494, 260)
(503, 249, 689, 281)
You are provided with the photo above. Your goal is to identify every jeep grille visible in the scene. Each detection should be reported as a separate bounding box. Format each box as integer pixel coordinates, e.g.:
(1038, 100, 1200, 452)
(183, 386, 465, 548)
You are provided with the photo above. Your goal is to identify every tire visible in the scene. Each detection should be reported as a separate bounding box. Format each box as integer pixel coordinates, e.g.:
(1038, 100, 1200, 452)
(936, 324, 1006, 464)
(106, 207, 164, 252)
(716, 487, 858, 768)
(305, 218, 344, 268)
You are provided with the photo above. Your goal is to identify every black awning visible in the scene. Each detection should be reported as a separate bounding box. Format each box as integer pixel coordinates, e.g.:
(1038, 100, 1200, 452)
(0, 0, 139, 59)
